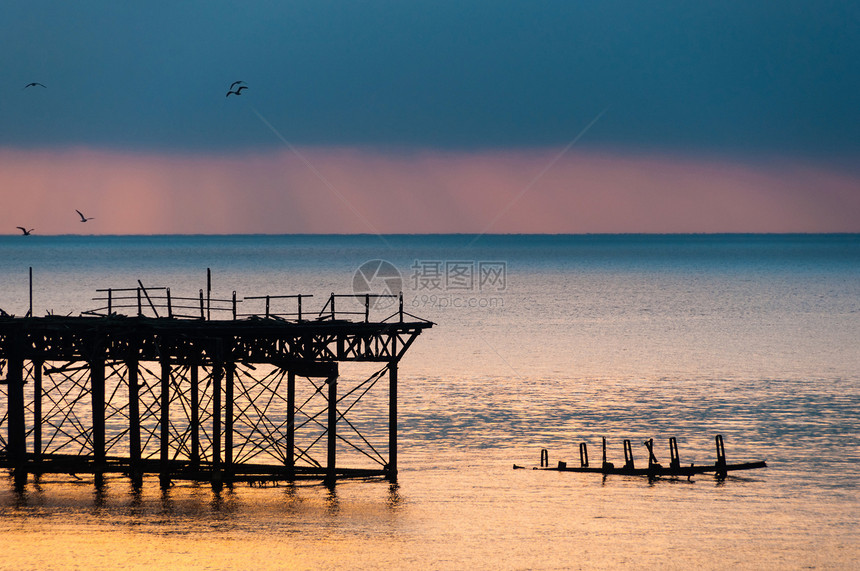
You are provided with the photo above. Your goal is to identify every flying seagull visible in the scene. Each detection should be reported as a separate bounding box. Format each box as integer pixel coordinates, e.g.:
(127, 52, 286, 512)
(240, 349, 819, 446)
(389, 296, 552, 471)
(16, 227, 34, 235)
(226, 85, 248, 97)
(229, 80, 246, 90)
(24, 82, 47, 89)
(76, 209, 94, 222)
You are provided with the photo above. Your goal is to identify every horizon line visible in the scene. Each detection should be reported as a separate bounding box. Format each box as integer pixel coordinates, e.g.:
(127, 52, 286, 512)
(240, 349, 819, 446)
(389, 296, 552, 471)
(3, 232, 858, 238)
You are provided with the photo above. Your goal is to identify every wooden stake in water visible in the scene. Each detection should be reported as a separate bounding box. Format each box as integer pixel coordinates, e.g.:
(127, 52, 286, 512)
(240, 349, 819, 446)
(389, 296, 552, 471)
(207, 268, 212, 320)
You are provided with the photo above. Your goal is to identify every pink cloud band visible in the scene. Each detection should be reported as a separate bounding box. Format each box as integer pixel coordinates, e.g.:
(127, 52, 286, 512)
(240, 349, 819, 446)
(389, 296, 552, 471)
(2, 146, 858, 234)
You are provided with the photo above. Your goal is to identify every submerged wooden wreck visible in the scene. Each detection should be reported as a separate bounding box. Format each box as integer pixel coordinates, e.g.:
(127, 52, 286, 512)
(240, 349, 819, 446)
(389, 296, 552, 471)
(519, 435, 767, 479)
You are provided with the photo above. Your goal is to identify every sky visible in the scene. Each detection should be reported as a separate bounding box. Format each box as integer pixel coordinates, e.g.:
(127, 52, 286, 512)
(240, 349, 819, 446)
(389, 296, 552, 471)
(2, 1, 859, 234)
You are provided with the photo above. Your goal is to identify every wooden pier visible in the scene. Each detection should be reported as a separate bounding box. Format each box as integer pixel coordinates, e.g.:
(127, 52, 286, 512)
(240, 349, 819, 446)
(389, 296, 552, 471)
(0, 280, 431, 489)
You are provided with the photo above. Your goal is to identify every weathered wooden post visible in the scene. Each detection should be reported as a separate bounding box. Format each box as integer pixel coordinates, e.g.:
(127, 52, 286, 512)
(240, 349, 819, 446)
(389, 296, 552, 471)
(326, 373, 338, 485)
(91, 347, 106, 487)
(715, 434, 727, 479)
(190, 365, 200, 471)
(211, 340, 223, 490)
(207, 268, 212, 321)
(159, 345, 171, 488)
(601, 437, 614, 471)
(388, 360, 398, 481)
(127, 356, 142, 487)
(33, 359, 43, 469)
(225, 361, 234, 485)
(7, 328, 27, 487)
(669, 437, 680, 470)
(28, 267, 33, 317)
(286, 370, 295, 477)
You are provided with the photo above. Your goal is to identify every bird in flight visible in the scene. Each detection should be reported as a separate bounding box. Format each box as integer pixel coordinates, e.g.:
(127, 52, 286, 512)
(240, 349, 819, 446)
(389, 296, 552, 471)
(24, 82, 47, 89)
(229, 80, 246, 90)
(226, 85, 248, 97)
(16, 227, 34, 235)
(76, 209, 94, 222)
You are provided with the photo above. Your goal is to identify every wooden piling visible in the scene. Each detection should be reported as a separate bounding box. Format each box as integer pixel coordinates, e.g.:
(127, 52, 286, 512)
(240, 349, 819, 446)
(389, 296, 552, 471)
(623, 439, 634, 471)
(388, 361, 398, 481)
(206, 268, 211, 320)
(6, 332, 26, 486)
(33, 360, 43, 467)
(190, 365, 200, 470)
(212, 349, 223, 489)
(159, 353, 171, 488)
(225, 362, 234, 484)
(128, 358, 142, 486)
(715, 434, 727, 479)
(286, 370, 295, 477)
(669, 437, 680, 470)
(91, 350, 106, 484)
(326, 374, 337, 484)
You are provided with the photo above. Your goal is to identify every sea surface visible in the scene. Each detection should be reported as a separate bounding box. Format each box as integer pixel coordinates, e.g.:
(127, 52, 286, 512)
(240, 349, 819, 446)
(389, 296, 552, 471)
(0, 234, 858, 569)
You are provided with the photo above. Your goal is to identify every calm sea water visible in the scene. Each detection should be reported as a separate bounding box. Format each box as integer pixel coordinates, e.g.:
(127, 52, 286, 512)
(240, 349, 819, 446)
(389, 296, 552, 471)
(1, 234, 858, 569)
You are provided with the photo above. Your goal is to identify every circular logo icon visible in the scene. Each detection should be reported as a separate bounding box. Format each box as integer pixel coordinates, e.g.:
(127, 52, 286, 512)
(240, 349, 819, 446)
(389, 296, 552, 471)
(353, 259, 402, 309)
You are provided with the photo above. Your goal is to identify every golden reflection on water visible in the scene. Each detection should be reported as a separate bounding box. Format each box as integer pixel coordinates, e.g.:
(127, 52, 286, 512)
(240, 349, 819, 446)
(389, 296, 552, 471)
(3, 373, 858, 569)
(1, 476, 411, 570)
(2, 447, 857, 570)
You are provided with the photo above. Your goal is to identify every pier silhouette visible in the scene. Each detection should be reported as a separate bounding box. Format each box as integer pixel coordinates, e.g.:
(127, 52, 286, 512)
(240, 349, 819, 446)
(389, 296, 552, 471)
(0, 271, 431, 490)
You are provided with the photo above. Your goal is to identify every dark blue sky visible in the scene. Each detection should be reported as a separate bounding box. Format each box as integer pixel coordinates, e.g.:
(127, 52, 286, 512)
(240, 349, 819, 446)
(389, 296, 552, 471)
(3, 1, 859, 156)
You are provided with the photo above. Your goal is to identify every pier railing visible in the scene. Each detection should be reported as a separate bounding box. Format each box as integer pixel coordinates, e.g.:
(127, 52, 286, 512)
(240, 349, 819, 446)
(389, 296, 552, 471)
(86, 286, 237, 320)
(83, 284, 430, 325)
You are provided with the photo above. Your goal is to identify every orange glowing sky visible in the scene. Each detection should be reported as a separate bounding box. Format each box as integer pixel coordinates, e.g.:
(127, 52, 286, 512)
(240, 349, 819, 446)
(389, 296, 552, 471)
(1, 146, 858, 235)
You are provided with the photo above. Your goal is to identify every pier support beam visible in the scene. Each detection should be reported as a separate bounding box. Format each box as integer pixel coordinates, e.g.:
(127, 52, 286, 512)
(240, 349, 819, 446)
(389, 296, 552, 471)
(286, 370, 295, 478)
(225, 362, 234, 486)
(388, 361, 398, 481)
(33, 360, 43, 470)
(6, 337, 26, 487)
(128, 358, 142, 487)
(212, 353, 223, 491)
(190, 365, 199, 471)
(159, 355, 171, 489)
(91, 352, 106, 486)
(325, 373, 337, 485)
